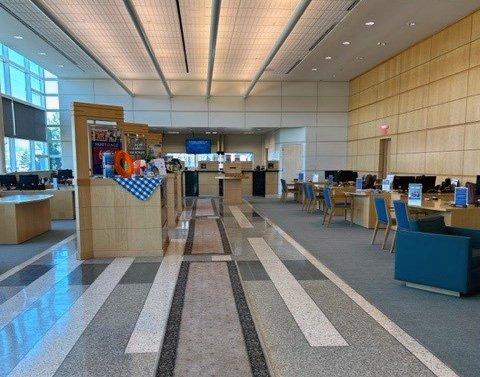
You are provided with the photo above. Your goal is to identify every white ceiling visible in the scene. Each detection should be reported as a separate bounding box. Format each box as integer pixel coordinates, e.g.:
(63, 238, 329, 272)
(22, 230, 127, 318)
(0, 0, 479, 87)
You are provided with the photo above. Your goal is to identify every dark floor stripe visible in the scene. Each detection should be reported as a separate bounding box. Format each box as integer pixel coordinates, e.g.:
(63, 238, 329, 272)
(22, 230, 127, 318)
(211, 198, 219, 217)
(216, 218, 232, 254)
(184, 219, 195, 255)
(155, 261, 190, 377)
(191, 198, 197, 218)
(227, 261, 270, 377)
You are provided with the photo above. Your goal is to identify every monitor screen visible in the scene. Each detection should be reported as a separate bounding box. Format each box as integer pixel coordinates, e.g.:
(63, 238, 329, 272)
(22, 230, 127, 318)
(57, 169, 74, 179)
(19, 174, 39, 188)
(185, 138, 212, 154)
(476, 175, 480, 195)
(0, 174, 17, 187)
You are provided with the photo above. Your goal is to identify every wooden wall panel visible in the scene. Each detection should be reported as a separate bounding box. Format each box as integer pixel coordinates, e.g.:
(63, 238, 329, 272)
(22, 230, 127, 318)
(349, 9, 480, 180)
(430, 16, 472, 58)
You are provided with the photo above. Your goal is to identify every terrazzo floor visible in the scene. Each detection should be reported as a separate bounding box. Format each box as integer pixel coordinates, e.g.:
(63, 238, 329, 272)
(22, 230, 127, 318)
(0, 197, 463, 376)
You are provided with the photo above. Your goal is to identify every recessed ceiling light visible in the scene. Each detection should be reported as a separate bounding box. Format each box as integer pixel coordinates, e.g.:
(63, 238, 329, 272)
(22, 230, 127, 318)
(377, 42, 386, 46)
(312, 67, 318, 71)
(13, 35, 23, 40)
(56, 64, 64, 68)
(365, 21, 375, 26)
(332, 74, 337, 78)
(205, 131, 211, 134)
(356, 56, 365, 60)
(407, 21, 416, 27)
(167, 131, 180, 134)
(212, 131, 218, 134)
(38, 52, 47, 56)
(342, 41, 351, 45)
(325, 56, 332, 60)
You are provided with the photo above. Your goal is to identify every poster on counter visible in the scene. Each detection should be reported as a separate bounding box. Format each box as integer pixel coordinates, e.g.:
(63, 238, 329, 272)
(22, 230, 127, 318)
(356, 177, 364, 191)
(408, 183, 423, 206)
(454, 187, 468, 207)
(91, 141, 122, 175)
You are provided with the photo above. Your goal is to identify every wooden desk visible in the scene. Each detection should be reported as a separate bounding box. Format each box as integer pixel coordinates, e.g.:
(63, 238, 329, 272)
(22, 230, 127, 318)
(345, 191, 378, 229)
(216, 176, 244, 205)
(0, 187, 75, 220)
(0, 194, 52, 244)
(408, 200, 480, 229)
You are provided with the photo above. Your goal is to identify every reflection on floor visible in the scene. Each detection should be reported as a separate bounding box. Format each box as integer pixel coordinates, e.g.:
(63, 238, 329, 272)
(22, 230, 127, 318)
(0, 197, 462, 376)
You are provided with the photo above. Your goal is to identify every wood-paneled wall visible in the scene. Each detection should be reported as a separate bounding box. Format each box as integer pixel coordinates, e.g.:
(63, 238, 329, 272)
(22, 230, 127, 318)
(348, 9, 480, 183)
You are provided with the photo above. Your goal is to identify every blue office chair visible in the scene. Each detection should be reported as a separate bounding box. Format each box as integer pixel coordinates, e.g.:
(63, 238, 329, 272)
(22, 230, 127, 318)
(322, 186, 351, 226)
(372, 196, 395, 250)
(390, 200, 412, 253)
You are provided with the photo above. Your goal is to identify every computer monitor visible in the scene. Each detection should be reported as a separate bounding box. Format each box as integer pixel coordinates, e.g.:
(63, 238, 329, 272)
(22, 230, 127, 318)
(416, 175, 437, 193)
(335, 170, 358, 183)
(324, 170, 336, 180)
(392, 175, 415, 191)
(18, 174, 40, 190)
(0, 174, 17, 190)
(476, 175, 480, 195)
(57, 169, 74, 180)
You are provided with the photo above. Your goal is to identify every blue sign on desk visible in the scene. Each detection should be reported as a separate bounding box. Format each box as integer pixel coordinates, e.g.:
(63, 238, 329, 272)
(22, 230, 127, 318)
(356, 177, 364, 191)
(408, 183, 422, 206)
(454, 187, 468, 207)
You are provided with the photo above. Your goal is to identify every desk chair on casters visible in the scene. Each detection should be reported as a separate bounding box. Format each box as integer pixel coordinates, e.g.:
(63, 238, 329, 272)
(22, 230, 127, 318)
(372, 196, 396, 250)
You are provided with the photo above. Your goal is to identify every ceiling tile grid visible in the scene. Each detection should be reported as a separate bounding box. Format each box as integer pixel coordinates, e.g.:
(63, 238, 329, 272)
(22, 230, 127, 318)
(0, 0, 102, 73)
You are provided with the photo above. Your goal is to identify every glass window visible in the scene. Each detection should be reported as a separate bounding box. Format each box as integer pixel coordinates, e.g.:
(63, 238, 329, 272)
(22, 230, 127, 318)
(34, 141, 49, 170)
(8, 48, 25, 67)
(31, 77, 42, 91)
(14, 138, 31, 172)
(45, 80, 58, 94)
(46, 96, 59, 110)
(44, 70, 57, 79)
(48, 142, 62, 156)
(50, 157, 62, 170)
(9, 66, 27, 101)
(46, 111, 60, 125)
(47, 127, 61, 141)
(29, 61, 42, 76)
(31, 92, 44, 107)
(4, 138, 12, 173)
(0, 60, 5, 94)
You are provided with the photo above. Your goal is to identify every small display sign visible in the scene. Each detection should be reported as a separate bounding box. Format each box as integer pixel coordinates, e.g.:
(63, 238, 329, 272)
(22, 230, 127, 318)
(454, 187, 468, 207)
(328, 175, 334, 184)
(298, 172, 304, 181)
(356, 177, 364, 191)
(408, 183, 423, 206)
(382, 179, 392, 192)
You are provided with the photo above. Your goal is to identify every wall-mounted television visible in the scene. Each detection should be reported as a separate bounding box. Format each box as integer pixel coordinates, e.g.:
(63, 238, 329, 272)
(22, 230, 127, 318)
(185, 138, 212, 154)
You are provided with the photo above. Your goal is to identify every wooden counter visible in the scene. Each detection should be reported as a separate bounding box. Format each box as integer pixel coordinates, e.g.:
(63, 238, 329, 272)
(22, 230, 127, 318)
(76, 178, 168, 259)
(216, 175, 244, 205)
(198, 171, 219, 196)
(0, 194, 52, 244)
(408, 200, 480, 228)
(0, 187, 75, 220)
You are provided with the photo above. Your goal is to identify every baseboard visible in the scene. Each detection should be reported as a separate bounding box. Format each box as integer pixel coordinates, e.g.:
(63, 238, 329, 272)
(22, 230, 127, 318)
(405, 282, 460, 297)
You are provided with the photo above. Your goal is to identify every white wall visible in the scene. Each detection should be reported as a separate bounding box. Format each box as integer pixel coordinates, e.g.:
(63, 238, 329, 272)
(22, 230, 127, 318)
(58, 79, 349, 170)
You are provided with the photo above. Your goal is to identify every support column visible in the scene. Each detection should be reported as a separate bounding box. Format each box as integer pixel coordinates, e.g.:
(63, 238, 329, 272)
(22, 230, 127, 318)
(0, 98, 6, 174)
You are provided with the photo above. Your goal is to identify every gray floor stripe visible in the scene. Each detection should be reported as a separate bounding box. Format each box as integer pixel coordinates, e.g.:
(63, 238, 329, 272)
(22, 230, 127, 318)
(217, 218, 232, 254)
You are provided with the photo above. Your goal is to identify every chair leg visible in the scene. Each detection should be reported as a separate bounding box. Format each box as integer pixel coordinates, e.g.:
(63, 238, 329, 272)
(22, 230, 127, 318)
(327, 209, 334, 227)
(390, 230, 397, 253)
(322, 208, 328, 225)
(371, 220, 379, 244)
(382, 224, 391, 250)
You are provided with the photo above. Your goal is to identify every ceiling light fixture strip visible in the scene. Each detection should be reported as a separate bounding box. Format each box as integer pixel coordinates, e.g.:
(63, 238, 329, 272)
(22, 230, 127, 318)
(206, 0, 222, 98)
(0, 3, 85, 72)
(175, 0, 189, 74)
(122, 0, 172, 98)
(308, 23, 336, 52)
(243, 0, 312, 98)
(285, 59, 302, 75)
(28, 0, 134, 97)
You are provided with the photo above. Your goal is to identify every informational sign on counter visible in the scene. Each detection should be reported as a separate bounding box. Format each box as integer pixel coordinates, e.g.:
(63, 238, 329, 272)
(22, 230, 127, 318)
(454, 187, 468, 207)
(356, 177, 364, 191)
(91, 141, 121, 176)
(382, 179, 392, 192)
(408, 183, 423, 206)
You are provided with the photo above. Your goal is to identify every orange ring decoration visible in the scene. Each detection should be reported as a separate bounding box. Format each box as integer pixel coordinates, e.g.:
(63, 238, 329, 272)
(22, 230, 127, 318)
(114, 150, 134, 178)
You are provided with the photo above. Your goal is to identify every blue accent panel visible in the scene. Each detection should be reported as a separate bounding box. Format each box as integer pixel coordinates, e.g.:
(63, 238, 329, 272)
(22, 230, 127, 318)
(393, 200, 410, 231)
(374, 196, 389, 224)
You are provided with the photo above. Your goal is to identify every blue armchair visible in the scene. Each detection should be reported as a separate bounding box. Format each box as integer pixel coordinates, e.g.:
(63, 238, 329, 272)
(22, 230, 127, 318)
(395, 216, 480, 296)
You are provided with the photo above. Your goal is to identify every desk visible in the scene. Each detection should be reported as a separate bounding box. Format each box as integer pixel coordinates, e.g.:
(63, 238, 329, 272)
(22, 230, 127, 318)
(345, 191, 378, 229)
(216, 176, 244, 205)
(408, 200, 480, 228)
(0, 194, 52, 244)
(0, 187, 75, 220)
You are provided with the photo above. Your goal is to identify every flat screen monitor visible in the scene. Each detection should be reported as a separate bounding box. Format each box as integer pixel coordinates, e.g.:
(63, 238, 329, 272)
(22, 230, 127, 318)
(476, 175, 480, 195)
(392, 175, 416, 191)
(0, 174, 17, 188)
(324, 170, 335, 180)
(416, 175, 437, 193)
(185, 138, 212, 154)
(18, 174, 40, 189)
(57, 169, 74, 180)
(335, 170, 358, 183)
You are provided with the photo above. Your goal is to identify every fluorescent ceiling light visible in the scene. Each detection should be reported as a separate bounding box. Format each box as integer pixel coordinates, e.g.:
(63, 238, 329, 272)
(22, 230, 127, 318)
(407, 21, 416, 26)
(312, 67, 318, 71)
(325, 56, 332, 60)
(365, 21, 375, 26)
(13, 35, 23, 39)
(377, 42, 386, 46)
(168, 131, 180, 134)
(38, 52, 47, 56)
(342, 41, 351, 45)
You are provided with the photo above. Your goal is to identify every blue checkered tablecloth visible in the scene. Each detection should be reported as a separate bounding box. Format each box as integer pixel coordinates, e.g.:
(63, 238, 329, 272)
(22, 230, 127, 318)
(113, 176, 163, 201)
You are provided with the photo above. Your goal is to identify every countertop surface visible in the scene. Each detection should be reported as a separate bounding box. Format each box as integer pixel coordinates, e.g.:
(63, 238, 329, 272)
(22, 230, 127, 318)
(185, 170, 280, 173)
(0, 194, 53, 205)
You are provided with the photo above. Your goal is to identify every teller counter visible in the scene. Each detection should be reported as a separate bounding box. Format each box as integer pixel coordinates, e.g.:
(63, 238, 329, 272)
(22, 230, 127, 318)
(0, 194, 52, 244)
(76, 178, 170, 259)
(0, 186, 75, 220)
